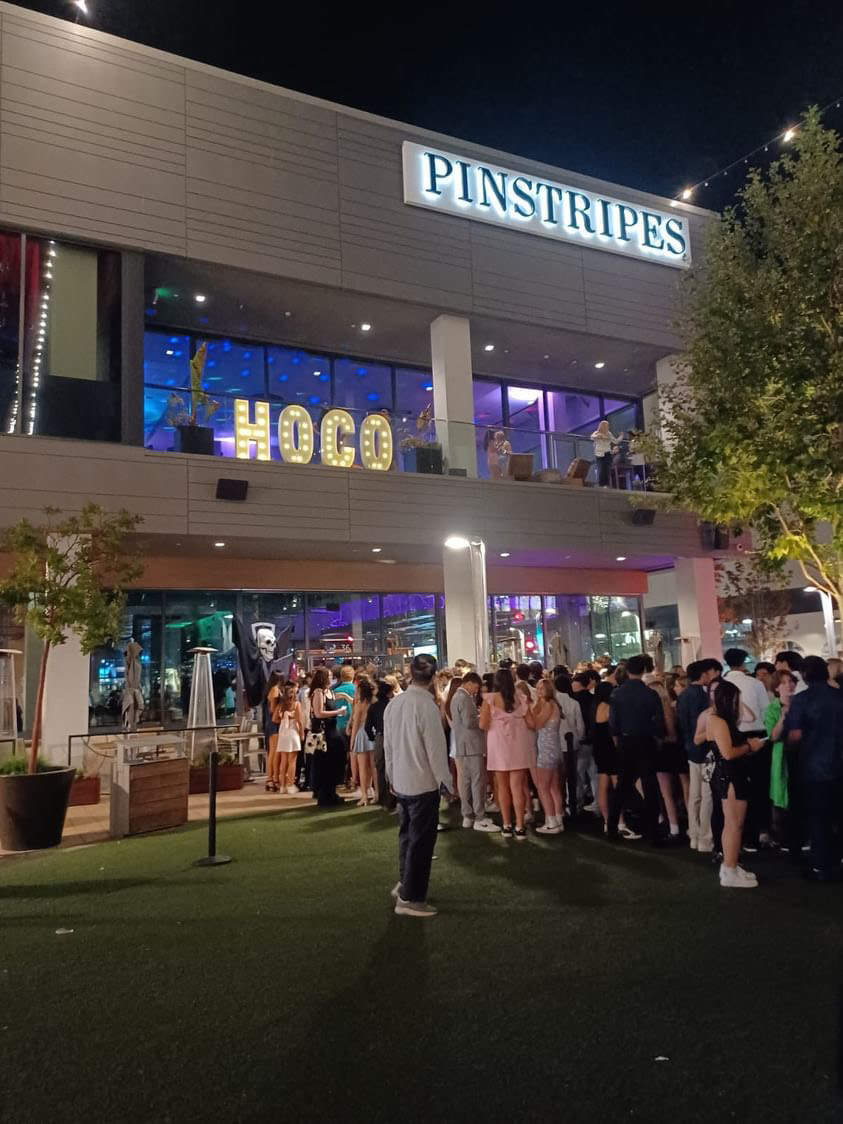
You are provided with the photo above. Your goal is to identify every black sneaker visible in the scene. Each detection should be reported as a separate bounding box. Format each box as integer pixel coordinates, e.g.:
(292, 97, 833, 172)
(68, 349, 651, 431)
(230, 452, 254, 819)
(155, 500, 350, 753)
(501, 825, 514, 838)
(514, 827, 527, 841)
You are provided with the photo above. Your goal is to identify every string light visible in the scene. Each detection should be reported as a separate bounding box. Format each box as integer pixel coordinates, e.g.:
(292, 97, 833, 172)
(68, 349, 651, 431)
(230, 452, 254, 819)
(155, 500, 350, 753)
(672, 93, 843, 205)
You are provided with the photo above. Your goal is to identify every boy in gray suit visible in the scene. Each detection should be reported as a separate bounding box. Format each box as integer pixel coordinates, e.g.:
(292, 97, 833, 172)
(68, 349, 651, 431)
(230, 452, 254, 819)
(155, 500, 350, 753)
(449, 673, 500, 832)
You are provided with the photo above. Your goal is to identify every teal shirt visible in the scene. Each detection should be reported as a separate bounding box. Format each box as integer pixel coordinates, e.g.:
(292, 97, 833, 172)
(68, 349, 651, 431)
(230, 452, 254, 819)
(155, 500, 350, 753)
(334, 682, 356, 733)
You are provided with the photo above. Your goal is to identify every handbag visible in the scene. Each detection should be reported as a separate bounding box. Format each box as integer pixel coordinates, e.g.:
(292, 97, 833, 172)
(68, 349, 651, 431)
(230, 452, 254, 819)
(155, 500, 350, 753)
(701, 748, 716, 784)
(305, 717, 327, 754)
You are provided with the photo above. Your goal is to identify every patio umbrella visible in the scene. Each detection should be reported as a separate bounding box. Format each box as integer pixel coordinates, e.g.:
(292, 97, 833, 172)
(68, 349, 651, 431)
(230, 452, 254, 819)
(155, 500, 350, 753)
(121, 638, 145, 732)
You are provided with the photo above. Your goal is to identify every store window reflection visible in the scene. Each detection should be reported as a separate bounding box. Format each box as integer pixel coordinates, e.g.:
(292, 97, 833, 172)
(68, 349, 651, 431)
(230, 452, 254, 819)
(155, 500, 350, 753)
(307, 593, 381, 666)
(335, 358, 392, 417)
(492, 595, 544, 663)
(268, 346, 331, 410)
(88, 592, 163, 728)
(587, 595, 642, 662)
(162, 592, 238, 723)
(382, 594, 437, 670)
(199, 338, 265, 398)
(544, 595, 592, 669)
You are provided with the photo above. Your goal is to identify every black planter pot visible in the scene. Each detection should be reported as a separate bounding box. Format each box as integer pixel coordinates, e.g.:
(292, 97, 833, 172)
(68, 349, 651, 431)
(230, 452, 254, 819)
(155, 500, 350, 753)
(402, 445, 443, 475)
(175, 424, 215, 456)
(0, 766, 75, 851)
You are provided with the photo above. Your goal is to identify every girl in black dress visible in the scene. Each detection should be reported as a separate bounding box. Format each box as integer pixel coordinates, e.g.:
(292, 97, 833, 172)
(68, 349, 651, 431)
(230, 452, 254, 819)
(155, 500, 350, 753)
(308, 668, 350, 807)
(695, 678, 766, 888)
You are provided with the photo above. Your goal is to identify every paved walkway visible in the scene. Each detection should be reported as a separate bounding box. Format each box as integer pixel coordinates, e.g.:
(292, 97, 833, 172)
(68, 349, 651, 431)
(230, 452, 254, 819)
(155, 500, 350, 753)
(0, 781, 318, 857)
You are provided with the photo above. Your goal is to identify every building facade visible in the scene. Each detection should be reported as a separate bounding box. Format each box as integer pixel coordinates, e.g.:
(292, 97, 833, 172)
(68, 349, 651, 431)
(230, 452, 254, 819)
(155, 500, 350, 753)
(0, 4, 722, 758)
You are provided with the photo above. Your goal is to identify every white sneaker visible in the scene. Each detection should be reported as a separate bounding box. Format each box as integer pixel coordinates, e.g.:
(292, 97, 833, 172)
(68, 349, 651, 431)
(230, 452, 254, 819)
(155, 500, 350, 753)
(583, 802, 599, 814)
(286, 784, 299, 795)
(473, 819, 501, 833)
(462, 817, 474, 829)
(394, 898, 438, 917)
(736, 864, 758, 884)
(619, 826, 643, 841)
(536, 822, 561, 835)
(719, 865, 757, 889)
(689, 838, 698, 850)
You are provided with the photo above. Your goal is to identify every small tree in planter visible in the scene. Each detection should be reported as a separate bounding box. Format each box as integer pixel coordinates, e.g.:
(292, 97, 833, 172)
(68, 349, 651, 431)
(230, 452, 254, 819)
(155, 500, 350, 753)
(0, 505, 142, 849)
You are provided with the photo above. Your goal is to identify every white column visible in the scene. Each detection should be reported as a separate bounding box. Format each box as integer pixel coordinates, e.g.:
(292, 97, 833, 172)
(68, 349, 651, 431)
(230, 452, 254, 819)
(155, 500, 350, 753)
(430, 314, 477, 477)
(40, 633, 90, 767)
(654, 353, 684, 450)
(674, 557, 722, 664)
(443, 540, 489, 669)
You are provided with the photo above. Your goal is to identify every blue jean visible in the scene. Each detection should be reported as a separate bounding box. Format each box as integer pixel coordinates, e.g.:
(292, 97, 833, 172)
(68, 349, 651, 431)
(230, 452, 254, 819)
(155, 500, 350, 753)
(397, 789, 440, 903)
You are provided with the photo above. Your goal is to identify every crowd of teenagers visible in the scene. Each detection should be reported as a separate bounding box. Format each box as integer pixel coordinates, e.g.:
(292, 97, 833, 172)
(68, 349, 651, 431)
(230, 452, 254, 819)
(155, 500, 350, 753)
(261, 645, 843, 915)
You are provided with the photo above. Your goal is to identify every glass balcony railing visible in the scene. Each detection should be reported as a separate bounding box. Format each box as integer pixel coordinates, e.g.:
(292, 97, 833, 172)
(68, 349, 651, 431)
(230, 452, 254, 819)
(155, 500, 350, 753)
(143, 390, 649, 489)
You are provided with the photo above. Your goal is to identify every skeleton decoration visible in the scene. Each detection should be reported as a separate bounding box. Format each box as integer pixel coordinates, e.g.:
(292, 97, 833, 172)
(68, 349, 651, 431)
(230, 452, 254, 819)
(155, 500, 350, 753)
(232, 616, 295, 708)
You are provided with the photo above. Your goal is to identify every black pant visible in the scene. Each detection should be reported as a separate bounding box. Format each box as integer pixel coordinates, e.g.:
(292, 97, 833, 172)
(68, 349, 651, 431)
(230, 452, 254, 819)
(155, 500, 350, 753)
(710, 778, 724, 854)
(806, 777, 843, 874)
(596, 453, 612, 487)
(743, 730, 770, 847)
(373, 733, 396, 811)
(397, 790, 440, 903)
(608, 735, 661, 842)
(785, 748, 808, 859)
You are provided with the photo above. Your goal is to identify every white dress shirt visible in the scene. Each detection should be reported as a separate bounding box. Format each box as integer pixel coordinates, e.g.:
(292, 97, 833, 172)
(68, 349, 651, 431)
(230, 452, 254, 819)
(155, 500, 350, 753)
(384, 684, 452, 796)
(723, 669, 770, 731)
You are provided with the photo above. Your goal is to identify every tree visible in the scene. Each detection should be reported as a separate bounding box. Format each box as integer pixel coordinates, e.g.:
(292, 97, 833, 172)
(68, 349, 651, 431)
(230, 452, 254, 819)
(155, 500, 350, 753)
(0, 505, 143, 773)
(715, 557, 791, 660)
(646, 109, 843, 621)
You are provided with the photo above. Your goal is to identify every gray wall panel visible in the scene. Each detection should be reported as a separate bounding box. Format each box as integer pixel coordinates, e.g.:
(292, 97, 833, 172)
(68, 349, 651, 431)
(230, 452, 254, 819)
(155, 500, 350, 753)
(0, 4, 713, 350)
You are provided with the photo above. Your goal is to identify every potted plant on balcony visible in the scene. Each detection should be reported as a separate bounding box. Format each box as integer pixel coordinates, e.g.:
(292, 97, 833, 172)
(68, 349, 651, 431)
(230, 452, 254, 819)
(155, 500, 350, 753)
(188, 748, 245, 794)
(167, 342, 220, 456)
(0, 504, 143, 850)
(399, 405, 443, 475)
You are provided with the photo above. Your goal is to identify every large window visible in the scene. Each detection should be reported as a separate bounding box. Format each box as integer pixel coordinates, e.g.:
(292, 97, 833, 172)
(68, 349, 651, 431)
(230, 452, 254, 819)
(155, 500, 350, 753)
(489, 593, 642, 668)
(382, 593, 438, 670)
(334, 358, 392, 417)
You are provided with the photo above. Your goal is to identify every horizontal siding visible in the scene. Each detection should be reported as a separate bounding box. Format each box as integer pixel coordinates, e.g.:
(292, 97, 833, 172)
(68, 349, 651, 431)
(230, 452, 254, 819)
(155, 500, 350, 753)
(0, 437, 704, 562)
(0, 5, 713, 348)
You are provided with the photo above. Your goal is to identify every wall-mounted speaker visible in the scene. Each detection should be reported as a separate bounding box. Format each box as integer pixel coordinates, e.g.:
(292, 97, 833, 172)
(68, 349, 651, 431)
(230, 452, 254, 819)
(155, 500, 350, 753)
(631, 508, 656, 526)
(216, 478, 249, 501)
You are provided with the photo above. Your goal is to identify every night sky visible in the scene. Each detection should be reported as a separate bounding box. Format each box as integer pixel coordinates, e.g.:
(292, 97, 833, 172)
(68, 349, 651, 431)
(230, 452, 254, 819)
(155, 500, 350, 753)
(14, 0, 843, 208)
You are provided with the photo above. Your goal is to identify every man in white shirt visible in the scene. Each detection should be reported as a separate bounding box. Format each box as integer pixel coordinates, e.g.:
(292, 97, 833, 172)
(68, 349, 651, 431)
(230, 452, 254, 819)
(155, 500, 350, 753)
(723, 647, 773, 851)
(384, 654, 453, 918)
(775, 650, 808, 694)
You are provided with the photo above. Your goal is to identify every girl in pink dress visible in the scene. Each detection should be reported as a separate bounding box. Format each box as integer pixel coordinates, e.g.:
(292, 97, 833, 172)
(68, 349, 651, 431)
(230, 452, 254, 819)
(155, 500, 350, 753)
(480, 670, 536, 839)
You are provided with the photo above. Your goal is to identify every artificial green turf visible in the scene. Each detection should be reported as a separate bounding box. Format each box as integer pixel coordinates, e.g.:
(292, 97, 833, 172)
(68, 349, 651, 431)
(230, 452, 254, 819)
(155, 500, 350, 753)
(1, 805, 842, 1124)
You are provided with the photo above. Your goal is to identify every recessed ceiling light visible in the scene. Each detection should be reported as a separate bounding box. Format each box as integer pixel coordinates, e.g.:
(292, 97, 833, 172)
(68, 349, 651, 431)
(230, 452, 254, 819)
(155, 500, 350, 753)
(378, 558, 397, 564)
(283, 310, 292, 318)
(484, 344, 495, 352)
(543, 354, 550, 360)
(500, 552, 510, 558)
(360, 322, 372, 332)
(214, 541, 225, 548)
(616, 555, 626, 562)
(371, 547, 382, 553)
(195, 294, 207, 304)
(594, 361, 605, 369)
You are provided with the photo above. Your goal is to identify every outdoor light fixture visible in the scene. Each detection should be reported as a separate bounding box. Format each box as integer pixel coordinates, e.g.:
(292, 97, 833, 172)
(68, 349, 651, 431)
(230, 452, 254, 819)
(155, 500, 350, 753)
(73, 0, 89, 14)
(783, 128, 796, 142)
(194, 293, 207, 304)
(803, 586, 819, 594)
(681, 188, 692, 201)
(594, 361, 605, 369)
(371, 547, 382, 553)
(445, 535, 471, 550)
(360, 322, 372, 332)
(484, 344, 495, 352)
(214, 541, 225, 548)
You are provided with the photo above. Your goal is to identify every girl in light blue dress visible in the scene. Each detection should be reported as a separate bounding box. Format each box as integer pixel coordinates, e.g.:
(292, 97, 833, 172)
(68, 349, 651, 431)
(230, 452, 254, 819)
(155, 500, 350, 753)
(349, 677, 376, 806)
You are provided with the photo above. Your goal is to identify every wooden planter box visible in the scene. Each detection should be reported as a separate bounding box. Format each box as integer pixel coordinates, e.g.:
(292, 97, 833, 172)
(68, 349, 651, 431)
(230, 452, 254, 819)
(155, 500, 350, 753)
(189, 763, 245, 795)
(69, 775, 101, 807)
(110, 757, 189, 838)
